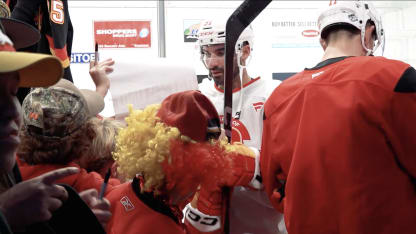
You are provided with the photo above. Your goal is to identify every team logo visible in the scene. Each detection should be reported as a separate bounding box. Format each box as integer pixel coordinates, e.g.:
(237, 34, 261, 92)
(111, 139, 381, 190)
(252, 102, 264, 112)
(348, 14, 358, 22)
(120, 196, 135, 212)
(220, 116, 251, 143)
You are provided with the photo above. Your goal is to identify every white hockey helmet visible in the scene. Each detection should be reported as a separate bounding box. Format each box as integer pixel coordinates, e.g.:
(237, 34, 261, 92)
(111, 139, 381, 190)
(197, 19, 254, 53)
(318, 0, 385, 55)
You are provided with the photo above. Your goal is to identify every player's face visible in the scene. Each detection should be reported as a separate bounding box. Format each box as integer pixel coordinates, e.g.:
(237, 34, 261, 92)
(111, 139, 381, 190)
(0, 72, 22, 173)
(201, 44, 225, 83)
(201, 44, 240, 88)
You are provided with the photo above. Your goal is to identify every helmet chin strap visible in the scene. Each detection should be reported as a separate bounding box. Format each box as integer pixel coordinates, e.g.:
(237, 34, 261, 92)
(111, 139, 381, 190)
(236, 46, 252, 69)
(364, 46, 373, 56)
(234, 61, 244, 120)
(233, 50, 252, 120)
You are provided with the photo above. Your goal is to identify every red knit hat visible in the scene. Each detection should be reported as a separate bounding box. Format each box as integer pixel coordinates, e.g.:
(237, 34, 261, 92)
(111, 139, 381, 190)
(157, 90, 221, 142)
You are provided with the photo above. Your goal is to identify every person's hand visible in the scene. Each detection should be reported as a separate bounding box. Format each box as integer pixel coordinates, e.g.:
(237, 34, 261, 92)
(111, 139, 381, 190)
(185, 145, 260, 233)
(185, 151, 258, 233)
(270, 188, 285, 213)
(197, 152, 256, 214)
(89, 58, 115, 97)
(219, 128, 226, 141)
(0, 167, 79, 231)
(79, 189, 111, 230)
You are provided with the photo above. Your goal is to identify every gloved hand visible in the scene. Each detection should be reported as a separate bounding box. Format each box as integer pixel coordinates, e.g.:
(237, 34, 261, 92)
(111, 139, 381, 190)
(185, 144, 262, 233)
(197, 148, 260, 215)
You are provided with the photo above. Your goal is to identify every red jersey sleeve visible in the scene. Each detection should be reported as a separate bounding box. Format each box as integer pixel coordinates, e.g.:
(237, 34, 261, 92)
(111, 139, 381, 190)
(388, 66, 416, 182)
(260, 104, 286, 213)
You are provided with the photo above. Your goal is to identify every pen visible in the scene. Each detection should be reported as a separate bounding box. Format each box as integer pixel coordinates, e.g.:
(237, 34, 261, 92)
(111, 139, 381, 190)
(99, 168, 111, 200)
(94, 41, 99, 65)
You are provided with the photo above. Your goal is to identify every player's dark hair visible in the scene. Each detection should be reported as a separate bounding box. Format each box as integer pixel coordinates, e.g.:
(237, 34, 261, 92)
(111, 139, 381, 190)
(322, 21, 376, 44)
(321, 23, 360, 40)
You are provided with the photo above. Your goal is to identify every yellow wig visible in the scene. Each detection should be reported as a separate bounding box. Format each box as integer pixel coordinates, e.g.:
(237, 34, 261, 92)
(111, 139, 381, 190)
(113, 104, 183, 192)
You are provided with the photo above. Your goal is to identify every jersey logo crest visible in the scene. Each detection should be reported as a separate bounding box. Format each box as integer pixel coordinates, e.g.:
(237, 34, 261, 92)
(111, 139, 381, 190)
(252, 102, 264, 112)
(220, 116, 251, 143)
(120, 196, 135, 212)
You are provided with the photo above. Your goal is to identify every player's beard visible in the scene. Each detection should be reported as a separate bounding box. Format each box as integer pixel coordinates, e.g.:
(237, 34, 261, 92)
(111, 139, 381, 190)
(210, 66, 240, 89)
(209, 67, 224, 87)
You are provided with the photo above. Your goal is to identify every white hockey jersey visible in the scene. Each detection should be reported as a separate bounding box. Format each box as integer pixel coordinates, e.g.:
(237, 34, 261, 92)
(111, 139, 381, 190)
(199, 77, 278, 148)
(199, 77, 287, 234)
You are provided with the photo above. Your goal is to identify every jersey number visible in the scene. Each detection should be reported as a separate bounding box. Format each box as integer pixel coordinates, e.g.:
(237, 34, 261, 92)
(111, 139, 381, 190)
(50, 0, 64, 24)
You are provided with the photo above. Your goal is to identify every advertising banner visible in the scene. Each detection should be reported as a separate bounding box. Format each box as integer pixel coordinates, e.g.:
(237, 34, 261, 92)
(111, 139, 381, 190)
(271, 19, 320, 48)
(71, 52, 96, 63)
(183, 19, 202, 43)
(94, 20, 151, 48)
(270, 9, 321, 49)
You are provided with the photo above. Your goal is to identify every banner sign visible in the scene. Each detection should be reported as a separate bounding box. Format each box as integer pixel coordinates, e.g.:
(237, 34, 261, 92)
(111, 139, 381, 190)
(94, 20, 151, 48)
(183, 19, 202, 43)
(271, 10, 321, 49)
(71, 52, 96, 63)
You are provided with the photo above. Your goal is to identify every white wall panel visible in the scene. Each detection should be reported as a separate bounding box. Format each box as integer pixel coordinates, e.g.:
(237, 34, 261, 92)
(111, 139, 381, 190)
(67, 1, 416, 116)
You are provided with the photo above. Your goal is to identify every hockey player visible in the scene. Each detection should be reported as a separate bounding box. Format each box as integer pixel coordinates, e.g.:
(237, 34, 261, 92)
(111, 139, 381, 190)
(6, 0, 74, 103)
(185, 20, 286, 234)
(261, 1, 416, 234)
(106, 90, 260, 234)
(9, 0, 73, 80)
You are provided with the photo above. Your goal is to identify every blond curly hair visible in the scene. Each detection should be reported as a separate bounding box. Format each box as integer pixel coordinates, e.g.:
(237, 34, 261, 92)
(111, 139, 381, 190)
(114, 104, 185, 193)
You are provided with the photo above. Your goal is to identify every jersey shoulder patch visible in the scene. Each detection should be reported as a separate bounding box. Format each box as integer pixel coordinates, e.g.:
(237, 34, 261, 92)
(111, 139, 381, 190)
(394, 66, 416, 93)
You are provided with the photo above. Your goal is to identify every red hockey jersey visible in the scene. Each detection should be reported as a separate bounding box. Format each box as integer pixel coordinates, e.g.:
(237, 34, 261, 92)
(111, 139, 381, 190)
(261, 56, 416, 234)
(106, 178, 186, 234)
(17, 157, 120, 194)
